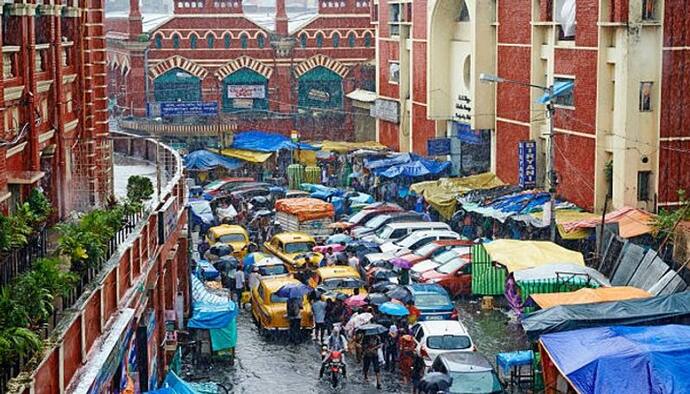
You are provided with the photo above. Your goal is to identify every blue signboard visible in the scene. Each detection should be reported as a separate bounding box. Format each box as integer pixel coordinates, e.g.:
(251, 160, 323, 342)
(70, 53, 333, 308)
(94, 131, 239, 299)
(159, 101, 218, 117)
(427, 138, 451, 156)
(518, 140, 537, 189)
(453, 122, 485, 145)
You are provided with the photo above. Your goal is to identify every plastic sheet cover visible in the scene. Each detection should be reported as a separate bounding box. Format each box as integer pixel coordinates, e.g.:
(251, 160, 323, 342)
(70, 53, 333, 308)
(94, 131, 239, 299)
(484, 240, 584, 273)
(183, 150, 242, 171)
(231, 130, 318, 152)
(540, 325, 690, 394)
(187, 276, 237, 330)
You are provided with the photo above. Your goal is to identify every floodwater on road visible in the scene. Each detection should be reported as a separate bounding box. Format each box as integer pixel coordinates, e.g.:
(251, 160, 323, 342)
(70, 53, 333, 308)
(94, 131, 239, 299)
(181, 300, 529, 394)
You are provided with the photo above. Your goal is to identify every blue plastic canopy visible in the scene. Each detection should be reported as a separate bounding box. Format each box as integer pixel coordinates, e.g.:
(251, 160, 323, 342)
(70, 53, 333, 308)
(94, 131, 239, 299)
(184, 150, 242, 171)
(496, 350, 533, 372)
(146, 371, 197, 394)
(231, 130, 318, 152)
(379, 158, 451, 179)
(195, 260, 220, 281)
(540, 325, 690, 394)
(538, 81, 575, 104)
(187, 275, 237, 329)
(379, 301, 409, 316)
(365, 153, 417, 171)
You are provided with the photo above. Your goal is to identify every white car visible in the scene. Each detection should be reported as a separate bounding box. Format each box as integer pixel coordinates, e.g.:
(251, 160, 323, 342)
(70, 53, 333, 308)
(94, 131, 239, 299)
(411, 320, 476, 367)
(379, 230, 460, 254)
(411, 248, 466, 282)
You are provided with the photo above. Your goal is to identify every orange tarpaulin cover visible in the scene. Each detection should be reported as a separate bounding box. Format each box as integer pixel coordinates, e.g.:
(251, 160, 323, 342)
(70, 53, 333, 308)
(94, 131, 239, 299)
(530, 286, 651, 309)
(560, 206, 655, 238)
(275, 197, 335, 221)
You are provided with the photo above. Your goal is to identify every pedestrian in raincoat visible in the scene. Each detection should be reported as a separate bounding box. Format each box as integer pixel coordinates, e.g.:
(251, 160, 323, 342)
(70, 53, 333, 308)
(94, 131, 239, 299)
(399, 333, 417, 384)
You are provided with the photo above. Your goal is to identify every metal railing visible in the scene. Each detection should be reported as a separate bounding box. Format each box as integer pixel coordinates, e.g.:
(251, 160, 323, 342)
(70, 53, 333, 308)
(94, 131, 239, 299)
(0, 228, 48, 287)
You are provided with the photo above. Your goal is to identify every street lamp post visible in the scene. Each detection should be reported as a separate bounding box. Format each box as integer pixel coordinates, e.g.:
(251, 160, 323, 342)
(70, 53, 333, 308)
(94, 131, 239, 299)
(480, 73, 558, 241)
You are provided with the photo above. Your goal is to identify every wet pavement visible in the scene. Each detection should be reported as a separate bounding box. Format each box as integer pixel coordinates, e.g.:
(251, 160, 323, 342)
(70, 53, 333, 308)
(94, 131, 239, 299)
(181, 299, 529, 393)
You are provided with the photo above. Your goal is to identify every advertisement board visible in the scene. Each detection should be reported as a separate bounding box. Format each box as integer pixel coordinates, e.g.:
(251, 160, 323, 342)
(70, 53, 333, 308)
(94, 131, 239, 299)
(518, 140, 537, 188)
(227, 85, 266, 99)
(159, 101, 218, 117)
(370, 98, 400, 124)
(157, 195, 179, 245)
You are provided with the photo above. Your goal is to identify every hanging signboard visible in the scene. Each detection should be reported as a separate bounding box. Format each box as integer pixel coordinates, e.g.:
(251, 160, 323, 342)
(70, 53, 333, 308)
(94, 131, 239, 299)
(370, 98, 400, 124)
(233, 98, 254, 109)
(427, 138, 451, 156)
(227, 85, 266, 99)
(308, 89, 331, 102)
(157, 195, 179, 245)
(159, 101, 218, 117)
(518, 140, 537, 189)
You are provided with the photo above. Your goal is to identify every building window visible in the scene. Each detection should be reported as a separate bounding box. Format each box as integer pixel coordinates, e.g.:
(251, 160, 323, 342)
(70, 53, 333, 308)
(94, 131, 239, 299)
(66, 91, 73, 113)
(332, 33, 340, 48)
(363, 33, 371, 47)
(316, 33, 324, 48)
(190, 34, 198, 48)
(257, 34, 265, 48)
(389, 3, 401, 36)
(223, 68, 269, 113)
(642, 0, 656, 20)
(300, 34, 307, 48)
(458, 0, 470, 21)
(154, 34, 163, 49)
(348, 32, 356, 47)
(207, 34, 215, 48)
(639, 81, 653, 112)
(389, 61, 400, 84)
(637, 171, 651, 201)
(172, 33, 180, 48)
(555, 0, 576, 40)
(224, 33, 231, 48)
(240, 34, 248, 49)
(553, 77, 575, 107)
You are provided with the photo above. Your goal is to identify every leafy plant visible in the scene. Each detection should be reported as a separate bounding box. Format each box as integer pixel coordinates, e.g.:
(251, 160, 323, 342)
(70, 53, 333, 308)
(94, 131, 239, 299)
(0, 215, 11, 252)
(0, 327, 41, 364)
(13, 272, 54, 328)
(653, 189, 690, 239)
(26, 188, 52, 224)
(126, 175, 154, 205)
(31, 258, 78, 298)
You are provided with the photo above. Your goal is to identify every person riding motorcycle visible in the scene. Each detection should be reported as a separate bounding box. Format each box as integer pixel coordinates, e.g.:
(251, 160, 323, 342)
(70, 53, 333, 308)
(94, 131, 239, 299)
(319, 325, 348, 380)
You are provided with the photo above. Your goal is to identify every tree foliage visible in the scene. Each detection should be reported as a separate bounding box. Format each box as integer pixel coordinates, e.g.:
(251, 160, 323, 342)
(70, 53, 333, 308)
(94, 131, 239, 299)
(653, 189, 690, 239)
(126, 175, 154, 205)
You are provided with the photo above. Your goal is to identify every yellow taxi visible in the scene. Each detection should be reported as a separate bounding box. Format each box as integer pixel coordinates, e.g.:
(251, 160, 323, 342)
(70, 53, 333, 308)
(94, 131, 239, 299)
(251, 276, 314, 334)
(314, 266, 368, 300)
(206, 224, 251, 258)
(263, 232, 323, 272)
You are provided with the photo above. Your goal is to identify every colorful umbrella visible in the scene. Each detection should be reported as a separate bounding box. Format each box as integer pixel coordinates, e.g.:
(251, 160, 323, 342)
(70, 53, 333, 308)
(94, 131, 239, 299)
(390, 257, 413, 270)
(275, 283, 313, 299)
(345, 312, 373, 337)
(345, 295, 368, 308)
(379, 302, 409, 316)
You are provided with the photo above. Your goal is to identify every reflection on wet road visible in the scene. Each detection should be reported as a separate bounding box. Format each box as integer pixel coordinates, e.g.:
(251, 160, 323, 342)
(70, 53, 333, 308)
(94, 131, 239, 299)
(183, 300, 528, 393)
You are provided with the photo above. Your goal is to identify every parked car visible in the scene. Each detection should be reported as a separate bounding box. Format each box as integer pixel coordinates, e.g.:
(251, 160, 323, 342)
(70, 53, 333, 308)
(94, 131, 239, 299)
(314, 266, 368, 300)
(364, 221, 451, 245)
(202, 177, 256, 198)
(430, 352, 504, 394)
(334, 203, 403, 231)
(406, 283, 457, 321)
(411, 320, 476, 367)
(411, 248, 468, 282)
(418, 256, 473, 296)
(205, 224, 251, 259)
(251, 276, 314, 334)
(263, 232, 323, 272)
(398, 240, 473, 266)
(379, 230, 461, 254)
(352, 211, 423, 239)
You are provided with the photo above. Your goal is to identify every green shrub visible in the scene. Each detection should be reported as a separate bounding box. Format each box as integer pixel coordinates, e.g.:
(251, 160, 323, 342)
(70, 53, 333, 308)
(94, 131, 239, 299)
(27, 188, 52, 224)
(127, 175, 154, 204)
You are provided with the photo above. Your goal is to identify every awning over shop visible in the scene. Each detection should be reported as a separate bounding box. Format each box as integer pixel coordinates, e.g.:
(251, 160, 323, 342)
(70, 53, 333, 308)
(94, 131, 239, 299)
(216, 148, 272, 163)
(365, 153, 416, 171)
(345, 89, 377, 103)
(522, 292, 690, 339)
(231, 130, 318, 152)
(410, 173, 505, 219)
(317, 140, 388, 153)
(7, 170, 45, 184)
(512, 263, 609, 286)
(530, 286, 651, 309)
(462, 190, 580, 224)
(183, 150, 243, 171)
(378, 158, 451, 179)
(484, 240, 584, 273)
(528, 210, 600, 239)
(188, 275, 237, 351)
(560, 206, 655, 238)
(539, 325, 690, 394)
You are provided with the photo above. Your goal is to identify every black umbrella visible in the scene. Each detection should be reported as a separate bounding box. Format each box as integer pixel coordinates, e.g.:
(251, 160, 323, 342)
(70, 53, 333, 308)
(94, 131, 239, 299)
(419, 372, 453, 393)
(365, 292, 391, 306)
(209, 244, 233, 257)
(214, 255, 239, 272)
(371, 281, 399, 293)
(369, 260, 393, 270)
(373, 269, 397, 282)
(386, 287, 412, 303)
(356, 323, 388, 336)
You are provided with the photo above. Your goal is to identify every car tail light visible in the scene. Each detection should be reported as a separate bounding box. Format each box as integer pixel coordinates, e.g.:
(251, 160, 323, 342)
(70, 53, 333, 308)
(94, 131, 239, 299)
(450, 309, 458, 320)
(420, 346, 430, 359)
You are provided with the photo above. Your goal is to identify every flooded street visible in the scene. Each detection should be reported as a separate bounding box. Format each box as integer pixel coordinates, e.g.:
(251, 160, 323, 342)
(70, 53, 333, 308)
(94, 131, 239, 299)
(182, 299, 528, 393)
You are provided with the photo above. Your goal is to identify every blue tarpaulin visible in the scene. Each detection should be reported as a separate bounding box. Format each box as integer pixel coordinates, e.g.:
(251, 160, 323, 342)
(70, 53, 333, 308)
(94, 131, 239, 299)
(146, 371, 197, 394)
(183, 150, 242, 171)
(379, 158, 451, 179)
(540, 325, 690, 394)
(365, 153, 417, 171)
(231, 130, 318, 152)
(187, 275, 237, 329)
(538, 81, 575, 105)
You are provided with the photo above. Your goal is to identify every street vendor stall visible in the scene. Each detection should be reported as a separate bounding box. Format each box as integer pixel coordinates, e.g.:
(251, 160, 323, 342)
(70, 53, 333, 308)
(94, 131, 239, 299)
(410, 173, 505, 219)
(275, 197, 335, 241)
(528, 286, 650, 310)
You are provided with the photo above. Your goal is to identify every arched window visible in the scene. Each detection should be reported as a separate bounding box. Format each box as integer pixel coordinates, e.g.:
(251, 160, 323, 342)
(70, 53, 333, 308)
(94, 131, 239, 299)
(224, 33, 231, 48)
(207, 34, 215, 48)
(240, 33, 248, 49)
(172, 33, 180, 48)
(332, 33, 340, 48)
(257, 34, 265, 48)
(300, 34, 308, 48)
(154, 34, 163, 49)
(316, 32, 324, 48)
(348, 32, 356, 48)
(458, 0, 470, 21)
(364, 32, 372, 47)
(190, 34, 198, 49)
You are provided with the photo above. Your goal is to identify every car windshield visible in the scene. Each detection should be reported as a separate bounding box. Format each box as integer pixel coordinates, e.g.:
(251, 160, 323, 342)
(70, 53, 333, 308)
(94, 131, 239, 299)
(366, 215, 389, 229)
(427, 335, 471, 350)
(270, 293, 288, 303)
(449, 371, 503, 394)
(322, 278, 362, 290)
(434, 250, 459, 264)
(415, 293, 451, 307)
(218, 233, 247, 243)
(415, 243, 440, 256)
(375, 225, 393, 238)
(259, 265, 288, 276)
(284, 242, 315, 254)
(436, 258, 467, 274)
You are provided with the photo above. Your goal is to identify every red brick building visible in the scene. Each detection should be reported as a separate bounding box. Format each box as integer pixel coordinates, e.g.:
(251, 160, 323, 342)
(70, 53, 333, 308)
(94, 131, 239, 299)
(374, 0, 690, 212)
(105, 0, 375, 140)
(0, 0, 112, 217)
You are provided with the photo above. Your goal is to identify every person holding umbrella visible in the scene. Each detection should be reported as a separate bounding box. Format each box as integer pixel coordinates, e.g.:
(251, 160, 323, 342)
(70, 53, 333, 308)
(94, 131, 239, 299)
(390, 258, 413, 286)
(276, 283, 312, 343)
(360, 326, 385, 390)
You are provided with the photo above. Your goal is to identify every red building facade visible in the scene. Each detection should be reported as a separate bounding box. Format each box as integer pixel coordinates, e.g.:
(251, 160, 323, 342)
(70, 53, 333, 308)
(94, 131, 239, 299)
(374, 0, 690, 211)
(106, 0, 375, 140)
(0, 0, 112, 217)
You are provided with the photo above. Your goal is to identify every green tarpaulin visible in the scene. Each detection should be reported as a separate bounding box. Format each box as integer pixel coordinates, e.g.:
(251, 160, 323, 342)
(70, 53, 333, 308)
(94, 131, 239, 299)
(471, 244, 507, 296)
(209, 317, 237, 351)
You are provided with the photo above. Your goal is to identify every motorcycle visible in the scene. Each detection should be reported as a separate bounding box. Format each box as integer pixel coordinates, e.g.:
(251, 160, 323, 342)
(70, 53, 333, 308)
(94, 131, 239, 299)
(321, 345, 346, 388)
